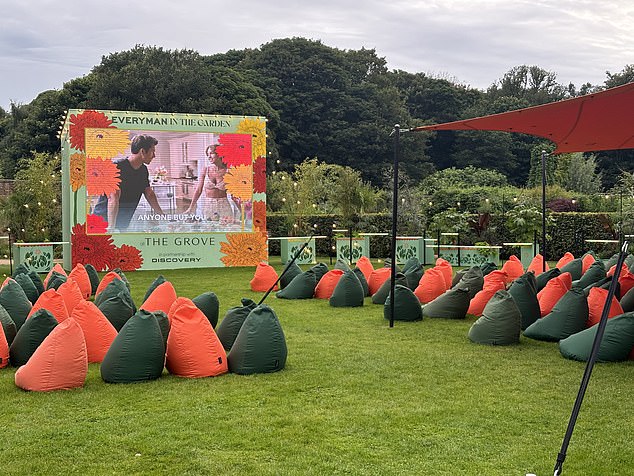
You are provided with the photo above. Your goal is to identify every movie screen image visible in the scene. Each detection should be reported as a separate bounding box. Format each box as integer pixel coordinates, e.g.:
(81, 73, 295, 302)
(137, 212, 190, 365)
(85, 129, 254, 234)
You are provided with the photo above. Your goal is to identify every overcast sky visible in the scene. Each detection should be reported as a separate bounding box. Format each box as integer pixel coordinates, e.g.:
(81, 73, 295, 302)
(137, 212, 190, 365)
(1, 0, 633, 110)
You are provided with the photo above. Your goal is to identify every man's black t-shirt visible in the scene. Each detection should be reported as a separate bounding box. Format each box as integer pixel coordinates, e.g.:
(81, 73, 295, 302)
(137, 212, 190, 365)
(93, 158, 150, 231)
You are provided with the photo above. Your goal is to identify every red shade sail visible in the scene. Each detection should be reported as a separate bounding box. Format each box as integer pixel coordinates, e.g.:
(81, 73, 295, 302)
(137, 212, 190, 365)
(411, 82, 634, 154)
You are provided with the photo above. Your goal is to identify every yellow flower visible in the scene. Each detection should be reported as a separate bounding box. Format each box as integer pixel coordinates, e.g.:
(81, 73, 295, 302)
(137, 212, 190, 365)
(224, 165, 253, 201)
(236, 118, 266, 159)
(85, 127, 130, 159)
(70, 153, 86, 192)
(220, 232, 268, 266)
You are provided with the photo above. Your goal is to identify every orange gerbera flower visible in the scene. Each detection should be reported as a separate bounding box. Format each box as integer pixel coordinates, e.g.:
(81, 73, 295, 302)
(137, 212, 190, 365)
(252, 200, 266, 232)
(85, 128, 130, 160)
(85, 157, 120, 197)
(70, 153, 86, 191)
(236, 118, 266, 159)
(69, 110, 114, 152)
(224, 165, 253, 201)
(220, 232, 268, 267)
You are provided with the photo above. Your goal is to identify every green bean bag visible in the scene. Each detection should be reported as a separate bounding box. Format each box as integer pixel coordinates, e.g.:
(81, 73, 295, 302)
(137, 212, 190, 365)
(480, 262, 498, 276)
(372, 272, 408, 304)
(352, 267, 370, 297)
(620, 286, 634, 312)
(9, 309, 58, 367)
(576, 261, 606, 289)
(100, 310, 166, 383)
(0, 279, 32, 331)
(383, 285, 423, 322)
(468, 290, 521, 345)
(524, 287, 588, 342)
(12, 263, 29, 278)
(334, 259, 351, 271)
(535, 267, 561, 292)
(329, 270, 365, 307)
(152, 310, 171, 351)
(84, 264, 100, 296)
(603, 254, 619, 271)
(142, 275, 167, 304)
(276, 270, 317, 299)
(15, 273, 39, 304)
(310, 262, 329, 283)
(559, 312, 634, 362)
(97, 289, 136, 332)
(626, 254, 634, 270)
(46, 271, 67, 291)
(27, 271, 45, 296)
(422, 287, 471, 319)
(94, 277, 128, 307)
(404, 264, 424, 291)
(216, 298, 258, 351)
(451, 269, 467, 288)
(279, 262, 303, 289)
(402, 257, 421, 274)
(228, 304, 287, 375)
(454, 267, 484, 299)
(559, 258, 584, 281)
(508, 272, 541, 330)
(193, 291, 220, 328)
(0, 304, 17, 346)
(111, 268, 131, 291)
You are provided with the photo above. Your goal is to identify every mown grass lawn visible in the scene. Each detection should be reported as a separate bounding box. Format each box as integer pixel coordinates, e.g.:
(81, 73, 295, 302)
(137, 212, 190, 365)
(0, 260, 633, 475)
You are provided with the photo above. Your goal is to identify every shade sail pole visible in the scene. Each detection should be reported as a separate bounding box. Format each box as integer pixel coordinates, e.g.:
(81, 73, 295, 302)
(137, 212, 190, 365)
(552, 241, 629, 476)
(389, 124, 401, 328)
(541, 150, 547, 272)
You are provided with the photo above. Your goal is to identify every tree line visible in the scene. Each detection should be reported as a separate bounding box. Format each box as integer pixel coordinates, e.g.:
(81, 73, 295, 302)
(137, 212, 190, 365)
(1, 39, 634, 189)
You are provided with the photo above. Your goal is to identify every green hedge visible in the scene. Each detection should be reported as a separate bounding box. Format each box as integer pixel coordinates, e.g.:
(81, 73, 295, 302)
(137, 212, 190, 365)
(266, 212, 619, 261)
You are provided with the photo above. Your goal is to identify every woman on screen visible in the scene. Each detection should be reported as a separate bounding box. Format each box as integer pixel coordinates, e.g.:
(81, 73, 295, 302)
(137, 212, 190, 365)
(185, 144, 236, 222)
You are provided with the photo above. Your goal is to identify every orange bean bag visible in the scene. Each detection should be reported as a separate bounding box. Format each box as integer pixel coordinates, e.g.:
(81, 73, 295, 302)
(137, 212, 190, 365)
(57, 278, 84, 315)
(166, 298, 228, 378)
(70, 300, 118, 363)
(43, 263, 67, 288)
(556, 252, 575, 270)
(27, 288, 69, 323)
(537, 272, 572, 317)
(607, 263, 627, 278)
(68, 264, 92, 300)
(467, 280, 507, 317)
(314, 269, 344, 299)
(141, 281, 178, 316)
(355, 256, 374, 283)
(368, 268, 391, 296)
(14, 318, 87, 392)
(95, 271, 123, 299)
(527, 254, 549, 276)
(435, 258, 453, 290)
(501, 255, 524, 283)
(249, 262, 279, 292)
(414, 267, 447, 304)
(0, 325, 8, 369)
(618, 270, 634, 297)
(581, 254, 596, 274)
(484, 270, 508, 288)
(586, 287, 624, 328)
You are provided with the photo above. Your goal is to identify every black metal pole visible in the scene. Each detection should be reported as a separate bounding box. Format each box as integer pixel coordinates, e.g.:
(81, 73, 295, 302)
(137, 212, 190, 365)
(349, 224, 353, 265)
(541, 150, 547, 272)
(7, 229, 12, 275)
(389, 124, 400, 328)
(619, 190, 624, 248)
(553, 241, 629, 476)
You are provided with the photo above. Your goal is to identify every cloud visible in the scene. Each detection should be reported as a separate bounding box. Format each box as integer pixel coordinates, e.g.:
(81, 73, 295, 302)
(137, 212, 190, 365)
(1, 0, 632, 108)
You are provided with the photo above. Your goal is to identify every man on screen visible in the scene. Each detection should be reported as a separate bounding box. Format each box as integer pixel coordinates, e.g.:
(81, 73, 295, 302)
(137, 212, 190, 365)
(94, 134, 166, 232)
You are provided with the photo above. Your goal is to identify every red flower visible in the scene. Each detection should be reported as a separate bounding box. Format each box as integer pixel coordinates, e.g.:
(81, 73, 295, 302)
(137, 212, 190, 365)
(253, 156, 266, 193)
(109, 245, 144, 271)
(252, 200, 266, 232)
(86, 214, 108, 234)
(216, 134, 252, 167)
(69, 110, 114, 152)
(71, 223, 117, 271)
